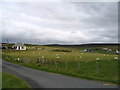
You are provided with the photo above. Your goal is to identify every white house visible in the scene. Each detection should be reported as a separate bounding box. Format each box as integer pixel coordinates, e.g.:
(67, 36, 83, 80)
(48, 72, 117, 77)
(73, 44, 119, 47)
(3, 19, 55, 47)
(12, 43, 26, 50)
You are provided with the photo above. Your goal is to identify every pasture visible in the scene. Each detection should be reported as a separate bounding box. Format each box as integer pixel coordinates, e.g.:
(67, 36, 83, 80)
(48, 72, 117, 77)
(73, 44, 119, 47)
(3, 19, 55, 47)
(2, 45, 119, 84)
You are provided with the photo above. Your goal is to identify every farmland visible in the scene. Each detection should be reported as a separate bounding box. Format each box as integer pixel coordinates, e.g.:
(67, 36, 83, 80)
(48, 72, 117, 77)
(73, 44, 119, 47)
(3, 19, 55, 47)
(2, 44, 119, 84)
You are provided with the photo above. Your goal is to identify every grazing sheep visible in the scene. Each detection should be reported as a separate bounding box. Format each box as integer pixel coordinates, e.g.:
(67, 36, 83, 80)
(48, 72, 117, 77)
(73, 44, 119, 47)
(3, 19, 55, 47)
(96, 58, 99, 61)
(114, 57, 118, 61)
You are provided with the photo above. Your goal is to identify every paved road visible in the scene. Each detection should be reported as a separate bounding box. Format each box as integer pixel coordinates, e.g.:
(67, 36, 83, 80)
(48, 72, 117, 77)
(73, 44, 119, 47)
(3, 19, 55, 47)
(2, 59, 118, 88)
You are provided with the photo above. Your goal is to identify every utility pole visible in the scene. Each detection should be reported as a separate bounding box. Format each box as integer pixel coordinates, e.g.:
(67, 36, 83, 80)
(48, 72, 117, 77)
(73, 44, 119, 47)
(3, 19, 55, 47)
(6, 39, 9, 44)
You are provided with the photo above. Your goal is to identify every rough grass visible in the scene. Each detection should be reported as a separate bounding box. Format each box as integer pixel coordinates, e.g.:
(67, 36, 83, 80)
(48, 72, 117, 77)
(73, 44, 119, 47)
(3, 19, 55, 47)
(2, 45, 119, 84)
(2, 72, 30, 88)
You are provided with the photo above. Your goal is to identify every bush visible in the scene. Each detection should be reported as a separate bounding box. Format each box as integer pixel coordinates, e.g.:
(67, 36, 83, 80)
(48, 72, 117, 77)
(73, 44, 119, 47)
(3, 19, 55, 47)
(52, 49, 71, 52)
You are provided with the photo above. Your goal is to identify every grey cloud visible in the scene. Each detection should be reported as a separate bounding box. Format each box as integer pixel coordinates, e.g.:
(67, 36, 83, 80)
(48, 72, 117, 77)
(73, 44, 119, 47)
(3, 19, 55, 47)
(0, 2, 118, 44)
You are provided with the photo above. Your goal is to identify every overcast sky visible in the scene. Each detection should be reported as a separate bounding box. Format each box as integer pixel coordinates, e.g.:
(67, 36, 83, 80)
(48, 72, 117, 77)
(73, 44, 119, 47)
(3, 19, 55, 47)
(0, 2, 118, 44)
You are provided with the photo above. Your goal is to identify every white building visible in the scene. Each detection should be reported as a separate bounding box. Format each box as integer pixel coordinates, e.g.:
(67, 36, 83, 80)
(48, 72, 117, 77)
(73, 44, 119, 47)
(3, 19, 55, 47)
(12, 43, 26, 50)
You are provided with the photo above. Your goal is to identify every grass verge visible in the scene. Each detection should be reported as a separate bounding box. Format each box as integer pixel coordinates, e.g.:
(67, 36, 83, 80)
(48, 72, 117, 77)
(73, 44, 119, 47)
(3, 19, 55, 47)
(2, 72, 31, 88)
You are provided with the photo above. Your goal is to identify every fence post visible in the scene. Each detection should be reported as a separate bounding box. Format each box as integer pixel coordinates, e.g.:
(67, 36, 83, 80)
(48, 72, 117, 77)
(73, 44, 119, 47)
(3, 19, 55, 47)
(96, 58, 99, 74)
(78, 61, 80, 72)
(29, 59, 31, 64)
(42, 56, 44, 65)
(43, 59, 45, 65)
(66, 61, 68, 71)
(55, 62, 57, 68)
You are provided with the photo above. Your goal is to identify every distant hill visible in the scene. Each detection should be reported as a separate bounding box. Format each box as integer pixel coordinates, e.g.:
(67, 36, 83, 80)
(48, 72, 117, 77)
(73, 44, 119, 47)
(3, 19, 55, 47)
(2, 43, 119, 47)
(45, 43, 119, 47)
(44, 43, 119, 51)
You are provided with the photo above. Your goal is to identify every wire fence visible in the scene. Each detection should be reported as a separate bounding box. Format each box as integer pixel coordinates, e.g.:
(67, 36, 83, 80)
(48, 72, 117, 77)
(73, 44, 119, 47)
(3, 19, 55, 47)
(2, 54, 119, 76)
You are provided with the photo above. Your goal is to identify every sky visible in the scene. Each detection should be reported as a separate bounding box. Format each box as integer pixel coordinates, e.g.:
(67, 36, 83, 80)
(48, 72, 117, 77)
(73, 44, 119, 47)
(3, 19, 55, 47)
(0, 2, 118, 45)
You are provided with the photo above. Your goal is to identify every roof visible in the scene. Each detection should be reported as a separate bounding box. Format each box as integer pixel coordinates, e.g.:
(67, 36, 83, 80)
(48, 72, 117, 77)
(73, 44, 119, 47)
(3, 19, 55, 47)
(13, 43, 26, 47)
(2, 44, 8, 46)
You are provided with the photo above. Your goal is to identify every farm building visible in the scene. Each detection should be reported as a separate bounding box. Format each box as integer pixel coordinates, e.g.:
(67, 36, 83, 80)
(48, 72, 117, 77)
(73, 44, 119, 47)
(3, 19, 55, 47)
(1, 43, 8, 49)
(12, 43, 26, 50)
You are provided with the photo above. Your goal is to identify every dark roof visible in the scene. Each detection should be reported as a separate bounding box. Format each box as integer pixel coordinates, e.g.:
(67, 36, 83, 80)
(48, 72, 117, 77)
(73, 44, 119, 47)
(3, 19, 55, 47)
(13, 43, 26, 47)
(2, 44, 7, 46)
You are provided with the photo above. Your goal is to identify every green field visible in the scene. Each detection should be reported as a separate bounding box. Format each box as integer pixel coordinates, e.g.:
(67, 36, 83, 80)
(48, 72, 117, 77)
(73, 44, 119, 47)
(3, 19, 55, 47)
(2, 45, 119, 84)
(2, 72, 30, 88)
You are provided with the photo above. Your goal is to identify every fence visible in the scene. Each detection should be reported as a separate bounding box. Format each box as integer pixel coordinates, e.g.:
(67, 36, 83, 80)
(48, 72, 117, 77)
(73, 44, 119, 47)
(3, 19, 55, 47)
(2, 55, 118, 76)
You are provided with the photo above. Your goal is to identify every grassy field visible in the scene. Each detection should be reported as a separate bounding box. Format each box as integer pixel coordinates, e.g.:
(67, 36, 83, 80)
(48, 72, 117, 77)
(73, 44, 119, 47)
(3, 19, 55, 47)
(2, 45, 119, 84)
(2, 72, 30, 88)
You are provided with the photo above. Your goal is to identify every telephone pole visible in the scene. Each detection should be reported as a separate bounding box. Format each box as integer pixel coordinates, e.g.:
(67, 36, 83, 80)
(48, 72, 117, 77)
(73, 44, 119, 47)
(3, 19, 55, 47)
(6, 39, 9, 44)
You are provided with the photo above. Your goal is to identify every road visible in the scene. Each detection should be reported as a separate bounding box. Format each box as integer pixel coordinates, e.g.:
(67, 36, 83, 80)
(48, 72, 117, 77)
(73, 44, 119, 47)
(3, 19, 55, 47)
(2, 59, 118, 88)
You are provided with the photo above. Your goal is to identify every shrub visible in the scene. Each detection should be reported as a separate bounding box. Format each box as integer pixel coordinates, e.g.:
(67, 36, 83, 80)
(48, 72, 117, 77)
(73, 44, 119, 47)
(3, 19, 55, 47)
(52, 49, 71, 52)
